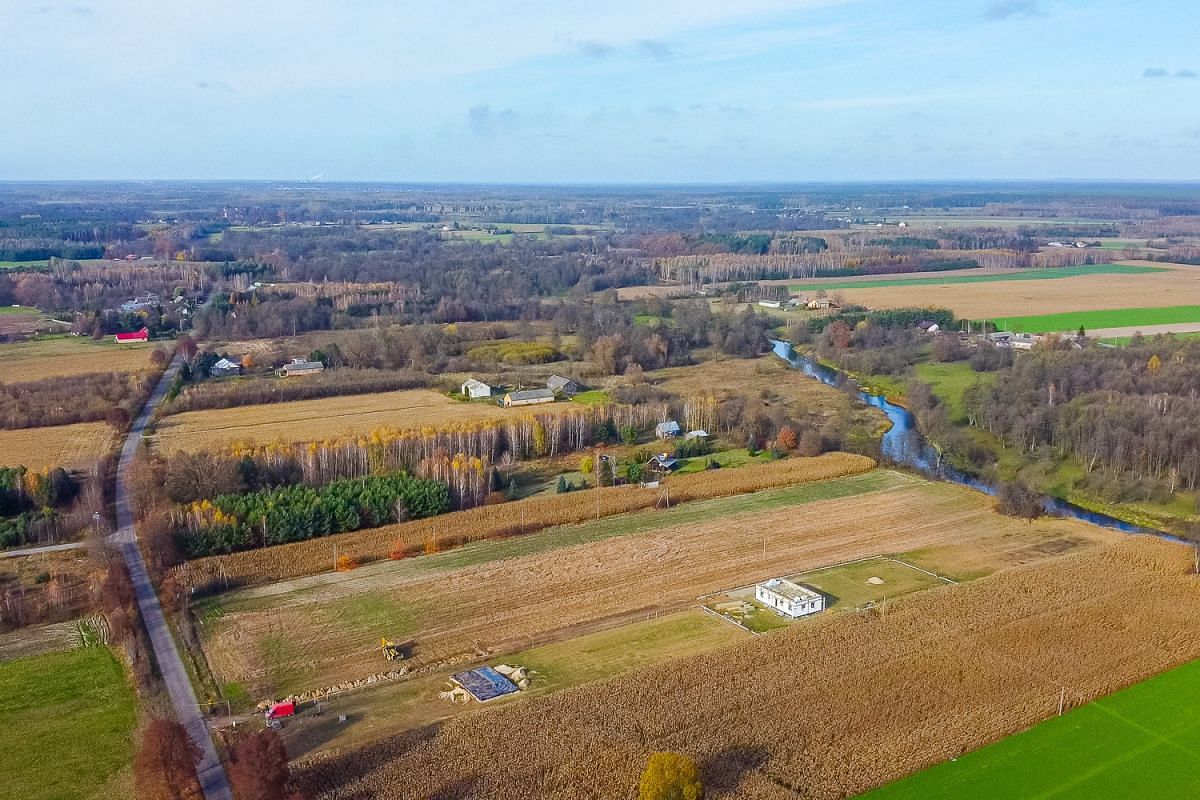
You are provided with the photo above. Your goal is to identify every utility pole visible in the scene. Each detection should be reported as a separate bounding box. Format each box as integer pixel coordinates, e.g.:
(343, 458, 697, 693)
(1058, 686, 1066, 716)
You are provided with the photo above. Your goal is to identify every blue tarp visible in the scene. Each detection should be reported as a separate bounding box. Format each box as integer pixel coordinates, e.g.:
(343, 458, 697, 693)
(452, 666, 519, 702)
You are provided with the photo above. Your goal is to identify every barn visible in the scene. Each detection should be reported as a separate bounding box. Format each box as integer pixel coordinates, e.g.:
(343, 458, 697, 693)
(461, 378, 493, 398)
(503, 388, 555, 407)
(114, 327, 149, 343)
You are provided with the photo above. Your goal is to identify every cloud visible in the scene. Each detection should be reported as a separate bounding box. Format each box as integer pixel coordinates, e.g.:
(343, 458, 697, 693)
(984, 0, 1041, 20)
(194, 80, 236, 93)
(575, 39, 613, 58)
(1143, 67, 1197, 79)
(647, 103, 677, 116)
(467, 104, 517, 136)
(637, 39, 673, 60)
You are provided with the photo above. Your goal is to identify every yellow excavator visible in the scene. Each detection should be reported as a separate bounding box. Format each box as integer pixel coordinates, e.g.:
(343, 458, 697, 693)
(379, 638, 407, 661)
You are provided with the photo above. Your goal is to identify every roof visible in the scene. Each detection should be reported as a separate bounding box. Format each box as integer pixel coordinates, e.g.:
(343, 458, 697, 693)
(462, 377, 490, 389)
(451, 666, 519, 702)
(212, 358, 240, 370)
(546, 375, 577, 390)
(656, 420, 681, 433)
(647, 454, 679, 469)
(684, 429, 709, 439)
(282, 359, 323, 371)
(506, 388, 555, 402)
(758, 578, 822, 604)
(115, 327, 148, 341)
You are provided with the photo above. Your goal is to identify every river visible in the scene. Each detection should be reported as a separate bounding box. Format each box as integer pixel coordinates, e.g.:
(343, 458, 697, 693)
(771, 339, 1163, 536)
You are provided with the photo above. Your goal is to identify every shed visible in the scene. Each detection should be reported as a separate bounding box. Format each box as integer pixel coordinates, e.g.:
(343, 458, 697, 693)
(461, 378, 493, 399)
(917, 320, 940, 334)
(114, 327, 149, 343)
(683, 429, 709, 440)
(655, 421, 681, 438)
(503, 388, 555, 407)
(546, 375, 580, 397)
(276, 358, 325, 377)
(755, 578, 825, 618)
(209, 357, 242, 378)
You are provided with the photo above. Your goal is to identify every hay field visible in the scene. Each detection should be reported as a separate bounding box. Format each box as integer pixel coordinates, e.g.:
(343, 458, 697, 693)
(821, 260, 1200, 319)
(0, 337, 154, 382)
(297, 537, 1200, 800)
(200, 474, 1115, 700)
(0, 421, 114, 469)
(153, 388, 579, 453)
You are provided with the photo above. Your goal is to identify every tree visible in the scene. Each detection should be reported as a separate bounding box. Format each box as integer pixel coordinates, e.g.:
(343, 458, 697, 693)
(775, 425, 798, 451)
(105, 406, 131, 432)
(1148, 354, 1162, 376)
(996, 480, 1042, 522)
(229, 729, 294, 800)
(639, 751, 704, 800)
(134, 719, 203, 800)
(579, 454, 595, 475)
(555, 475, 569, 493)
(1077, 325, 1087, 338)
(626, 462, 646, 484)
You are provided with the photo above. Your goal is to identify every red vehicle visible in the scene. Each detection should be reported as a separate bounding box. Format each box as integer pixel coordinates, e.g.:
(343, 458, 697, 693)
(265, 701, 296, 721)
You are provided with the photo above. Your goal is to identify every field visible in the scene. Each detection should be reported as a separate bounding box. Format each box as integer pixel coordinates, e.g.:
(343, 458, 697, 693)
(0, 336, 154, 382)
(0, 647, 137, 800)
(999, 304, 1200, 334)
(297, 537, 1200, 800)
(803, 260, 1200, 320)
(184, 453, 877, 585)
(198, 471, 1114, 702)
(793, 556, 952, 609)
(279, 609, 746, 757)
(913, 361, 991, 422)
(787, 263, 1163, 291)
(863, 657, 1200, 799)
(153, 387, 581, 452)
(0, 421, 115, 469)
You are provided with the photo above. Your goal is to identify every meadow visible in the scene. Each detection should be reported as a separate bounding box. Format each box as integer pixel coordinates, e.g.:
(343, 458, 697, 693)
(0, 647, 137, 800)
(999, 304, 1200, 333)
(862, 657, 1200, 799)
(153, 387, 580, 452)
(296, 537, 1200, 800)
(787, 262, 1162, 291)
(198, 471, 1113, 701)
(0, 336, 154, 382)
(0, 421, 114, 469)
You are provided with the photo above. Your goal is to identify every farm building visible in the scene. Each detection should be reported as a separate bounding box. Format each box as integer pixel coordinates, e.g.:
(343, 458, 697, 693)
(656, 420, 681, 438)
(757, 300, 783, 309)
(503, 388, 555, 407)
(114, 327, 149, 343)
(917, 320, 941, 334)
(645, 453, 679, 477)
(684, 429, 709, 440)
(807, 297, 837, 310)
(461, 378, 493, 398)
(988, 331, 1043, 351)
(546, 375, 580, 397)
(756, 578, 825, 618)
(209, 357, 242, 378)
(276, 358, 325, 377)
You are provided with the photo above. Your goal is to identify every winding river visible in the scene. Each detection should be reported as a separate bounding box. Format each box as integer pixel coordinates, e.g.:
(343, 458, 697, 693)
(771, 339, 1162, 536)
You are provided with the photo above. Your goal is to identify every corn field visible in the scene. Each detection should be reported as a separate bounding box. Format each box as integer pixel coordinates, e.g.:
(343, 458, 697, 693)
(296, 537, 1200, 800)
(182, 453, 875, 588)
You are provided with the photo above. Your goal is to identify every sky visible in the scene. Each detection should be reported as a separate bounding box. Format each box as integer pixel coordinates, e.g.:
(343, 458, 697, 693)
(2, 0, 1199, 182)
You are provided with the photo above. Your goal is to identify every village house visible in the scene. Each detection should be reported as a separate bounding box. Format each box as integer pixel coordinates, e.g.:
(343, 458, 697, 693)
(209, 357, 242, 378)
(114, 327, 149, 343)
(755, 578, 825, 618)
(656, 420, 681, 438)
(807, 297, 837, 311)
(503, 388, 555, 407)
(917, 320, 941, 334)
(546, 375, 581, 397)
(276, 358, 325, 377)
(645, 453, 680, 477)
(461, 378, 493, 399)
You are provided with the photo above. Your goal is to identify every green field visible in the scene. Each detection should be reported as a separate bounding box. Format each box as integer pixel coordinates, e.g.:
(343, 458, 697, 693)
(861, 658, 1200, 800)
(0, 647, 137, 800)
(788, 263, 1162, 292)
(795, 556, 948, 610)
(1102, 331, 1200, 346)
(570, 389, 611, 406)
(676, 447, 775, 474)
(0, 304, 39, 314)
(998, 305, 1200, 333)
(914, 362, 993, 422)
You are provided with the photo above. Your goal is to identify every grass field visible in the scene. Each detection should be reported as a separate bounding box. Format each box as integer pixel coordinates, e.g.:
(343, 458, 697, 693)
(676, 447, 774, 473)
(913, 362, 992, 422)
(0, 336, 154, 382)
(806, 260, 1200, 320)
(280, 608, 745, 757)
(0, 304, 40, 314)
(999, 304, 1200, 333)
(201, 471, 1116, 700)
(154, 387, 582, 452)
(0, 647, 137, 800)
(861, 657, 1200, 800)
(0, 421, 115, 469)
(787, 263, 1162, 291)
(794, 556, 951, 609)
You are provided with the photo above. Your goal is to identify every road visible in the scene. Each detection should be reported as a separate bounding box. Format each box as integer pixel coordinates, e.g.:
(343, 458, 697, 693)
(0, 541, 87, 558)
(112, 356, 234, 800)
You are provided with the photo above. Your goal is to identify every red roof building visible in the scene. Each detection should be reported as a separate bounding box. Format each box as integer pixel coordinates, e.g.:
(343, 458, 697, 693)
(114, 327, 149, 343)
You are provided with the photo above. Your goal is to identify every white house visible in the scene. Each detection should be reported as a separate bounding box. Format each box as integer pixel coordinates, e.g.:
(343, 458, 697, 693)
(755, 578, 825, 618)
(209, 357, 242, 378)
(461, 378, 493, 398)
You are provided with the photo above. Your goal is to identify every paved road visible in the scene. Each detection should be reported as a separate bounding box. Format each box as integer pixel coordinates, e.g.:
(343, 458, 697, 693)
(0, 541, 87, 558)
(112, 357, 234, 800)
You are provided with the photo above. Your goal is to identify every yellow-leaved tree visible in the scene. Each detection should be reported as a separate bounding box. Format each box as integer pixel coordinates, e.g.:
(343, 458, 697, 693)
(639, 752, 704, 800)
(1148, 354, 1162, 375)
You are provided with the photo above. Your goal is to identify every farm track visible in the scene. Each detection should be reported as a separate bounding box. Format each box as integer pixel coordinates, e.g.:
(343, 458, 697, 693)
(297, 537, 1200, 800)
(205, 477, 1113, 700)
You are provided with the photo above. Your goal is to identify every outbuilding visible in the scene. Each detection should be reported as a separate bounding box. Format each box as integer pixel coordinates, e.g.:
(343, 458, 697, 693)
(755, 578, 825, 618)
(546, 375, 580, 397)
(503, 388, 555, 407)
(461, 378, 493, 398)
(114, 327, 149, 343)
(209, 357, 242, 378)
(656, 420, 681, 438)
(276, 358, 325, 377)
